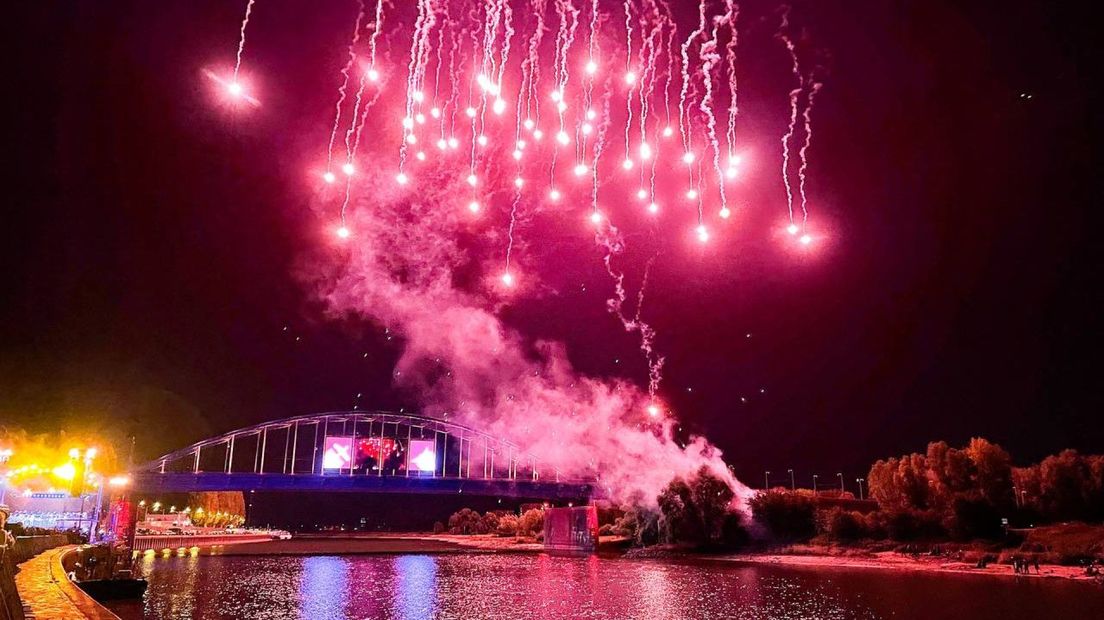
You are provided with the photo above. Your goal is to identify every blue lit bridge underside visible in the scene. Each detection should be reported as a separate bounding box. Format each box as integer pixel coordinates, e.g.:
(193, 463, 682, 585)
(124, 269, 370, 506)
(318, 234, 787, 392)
(132, 411, 601, 502)
(128, 472, 595, 501)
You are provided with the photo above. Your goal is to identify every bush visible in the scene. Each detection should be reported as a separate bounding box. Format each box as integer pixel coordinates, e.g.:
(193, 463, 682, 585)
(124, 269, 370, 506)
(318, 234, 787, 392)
(946, 496, 1003, 540)
(750, 491, 817, 541)
(481, 512, 500, 534)
(447, 508, 487, 534)
(720, 512, 750, 549)
(873, 508, 945, 541)
(817, 508, 872, 541)
(496, 514, 519, 537)
(432, 521, 446, 534)
(517, 508, 544, 537)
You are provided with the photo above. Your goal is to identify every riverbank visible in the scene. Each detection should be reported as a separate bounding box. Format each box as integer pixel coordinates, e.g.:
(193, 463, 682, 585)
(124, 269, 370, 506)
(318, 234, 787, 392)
(715, 550, 1099, 582)
(160, 532, 1102, 584)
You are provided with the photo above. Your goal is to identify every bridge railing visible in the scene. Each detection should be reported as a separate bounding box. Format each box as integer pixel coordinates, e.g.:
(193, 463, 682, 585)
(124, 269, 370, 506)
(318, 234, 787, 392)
(139, 411, 562, 484)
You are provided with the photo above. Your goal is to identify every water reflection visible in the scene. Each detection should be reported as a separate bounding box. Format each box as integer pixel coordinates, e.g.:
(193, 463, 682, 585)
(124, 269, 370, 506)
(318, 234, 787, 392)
(299, 556, 348, 620)
(116, 553, 1104, 620)
(392, 555, 438, 619)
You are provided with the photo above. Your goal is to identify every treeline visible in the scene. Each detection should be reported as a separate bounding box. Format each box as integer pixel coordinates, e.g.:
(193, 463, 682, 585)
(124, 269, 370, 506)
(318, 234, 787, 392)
(440, 439, 1102, 552)
(612, 466, 748, 550)
(441, 466, 748, 551)
(753, 438, 1104, 544)
(439, 508, 546, 538)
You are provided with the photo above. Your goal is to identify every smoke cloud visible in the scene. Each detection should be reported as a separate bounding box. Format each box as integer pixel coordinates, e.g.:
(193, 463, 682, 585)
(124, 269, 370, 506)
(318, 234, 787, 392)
(303, 159, 750, 508)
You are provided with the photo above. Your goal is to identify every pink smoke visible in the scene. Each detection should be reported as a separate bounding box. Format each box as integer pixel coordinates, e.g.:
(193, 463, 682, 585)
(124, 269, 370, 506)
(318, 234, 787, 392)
(301, 158, 750, 509)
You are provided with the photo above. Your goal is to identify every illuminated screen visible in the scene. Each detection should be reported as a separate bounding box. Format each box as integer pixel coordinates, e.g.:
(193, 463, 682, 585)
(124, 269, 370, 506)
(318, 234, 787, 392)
(357, 437, 397, 462)
(322, 436, 354, 470)
(408, 439, 437, 473)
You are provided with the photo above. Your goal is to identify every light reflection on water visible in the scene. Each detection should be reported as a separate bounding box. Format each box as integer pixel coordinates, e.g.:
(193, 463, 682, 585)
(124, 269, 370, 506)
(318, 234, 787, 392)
(115, 553, 1103, 620)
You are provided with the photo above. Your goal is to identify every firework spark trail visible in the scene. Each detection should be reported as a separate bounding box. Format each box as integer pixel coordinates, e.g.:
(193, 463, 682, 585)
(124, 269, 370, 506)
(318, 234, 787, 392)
(658, 0, 676, 131)
(505, 190, 521, 279)
(501, 3, 523, 282)
(636, 6, 664, 194)
(497, 1, 516, 90)
(579, 0, 599, 155)
(778, 7, 800, 227)
(401, 0, 429, 172)
(599, 220, 665, 401)
(623, 0, 635, 164)
(636, 5, 662, 145)
(232, 0, 257, 81)
(480, 2, 497, 76)
(699, 9, 727, 217)
(679, 0, 708, 193)
(343, 66, 371, 173)
(549, 0, 580, 186)
(445, 20, 462, 142)
(340, 89, 385, 225)
(465, 19, 481, 179)
(634, 254, 665, 397)
(325, 1, 367, 175)
(798, 81, 823, 231)
(399, 0, 438, 178)
(723, 0, 739, 161)
(433, 6, 447, 106)
(368, 0, 385, 67)
(591, 73, 664, 396)
(522, 0, 548, 126)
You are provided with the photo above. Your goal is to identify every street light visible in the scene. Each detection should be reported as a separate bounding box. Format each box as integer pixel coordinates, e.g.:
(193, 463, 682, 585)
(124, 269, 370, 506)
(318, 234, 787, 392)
(788, 469, 795, 491)
(812, 474, 819, 494)
(856, 478, 866, 500)
(764, 471, 770, 491)
(837, 472, 845, 493)
(0, 448, 12, 504)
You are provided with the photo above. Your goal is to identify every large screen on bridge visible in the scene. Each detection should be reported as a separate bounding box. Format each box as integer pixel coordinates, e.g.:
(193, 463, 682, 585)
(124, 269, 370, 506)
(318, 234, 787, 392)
(408, 439, 437, 473)
(321, 436, 354, 470)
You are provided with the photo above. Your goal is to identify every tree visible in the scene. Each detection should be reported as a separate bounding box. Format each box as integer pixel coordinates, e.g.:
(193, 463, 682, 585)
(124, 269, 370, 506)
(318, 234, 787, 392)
(964, 438, 1013, 510)
(749, 491, 816, 541)
(657, 478, 703, 545)
(689, 466, 736, 545)
(517, 508, 544, 537)
(868, 454, 930, 511)
(1037, 450, 1099, 521)
(655, 467, 743, 548)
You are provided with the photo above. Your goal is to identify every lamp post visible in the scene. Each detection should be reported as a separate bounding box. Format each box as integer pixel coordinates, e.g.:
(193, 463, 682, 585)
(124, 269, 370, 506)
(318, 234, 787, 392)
(812, 474, 818, 494)
(837, 472, 844, 493)
(856, 478, 866, 500)
(788, 469, 795, 491)
(764, 471, 770, 491)
(0, 448, 12, 505)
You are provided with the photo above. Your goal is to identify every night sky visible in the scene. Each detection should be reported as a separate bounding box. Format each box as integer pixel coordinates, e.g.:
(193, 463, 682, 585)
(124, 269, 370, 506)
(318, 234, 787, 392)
(4, 0, 1102, 486)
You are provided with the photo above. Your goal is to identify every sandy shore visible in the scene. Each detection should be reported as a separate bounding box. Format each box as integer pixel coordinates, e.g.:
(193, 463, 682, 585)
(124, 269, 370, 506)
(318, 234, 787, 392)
(715, 551, 1099, 581)
(190, 534, 1102, 583)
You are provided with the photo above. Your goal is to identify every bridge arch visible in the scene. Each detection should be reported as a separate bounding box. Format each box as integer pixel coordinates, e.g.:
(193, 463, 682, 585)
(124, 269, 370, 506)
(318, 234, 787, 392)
(131, 411, 597, 501)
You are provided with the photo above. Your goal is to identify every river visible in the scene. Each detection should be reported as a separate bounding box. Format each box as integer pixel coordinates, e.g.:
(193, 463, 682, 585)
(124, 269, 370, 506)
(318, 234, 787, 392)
(108, 552, 1104, 619)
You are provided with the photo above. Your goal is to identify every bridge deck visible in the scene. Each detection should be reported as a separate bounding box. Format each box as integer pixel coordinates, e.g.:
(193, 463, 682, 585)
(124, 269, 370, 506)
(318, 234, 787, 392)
(130, 472, 598, 501)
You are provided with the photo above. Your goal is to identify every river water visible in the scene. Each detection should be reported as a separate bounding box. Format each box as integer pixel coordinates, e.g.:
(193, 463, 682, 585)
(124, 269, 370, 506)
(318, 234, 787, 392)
(108, 553, 1103, 620)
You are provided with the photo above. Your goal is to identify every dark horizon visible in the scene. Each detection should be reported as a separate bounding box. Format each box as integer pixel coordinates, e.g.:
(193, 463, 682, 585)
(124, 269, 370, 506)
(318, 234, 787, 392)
(4, 0, 1103, 488)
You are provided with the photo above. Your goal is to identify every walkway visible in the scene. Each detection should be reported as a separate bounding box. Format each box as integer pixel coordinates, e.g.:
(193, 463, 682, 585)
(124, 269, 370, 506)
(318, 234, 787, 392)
(14, 546, 117, 620)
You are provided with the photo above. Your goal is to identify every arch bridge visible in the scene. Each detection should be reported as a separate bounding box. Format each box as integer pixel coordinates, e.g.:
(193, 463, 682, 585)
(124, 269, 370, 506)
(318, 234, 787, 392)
(130, 411, 598, 502)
